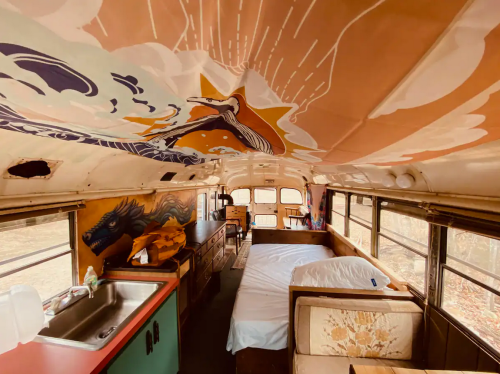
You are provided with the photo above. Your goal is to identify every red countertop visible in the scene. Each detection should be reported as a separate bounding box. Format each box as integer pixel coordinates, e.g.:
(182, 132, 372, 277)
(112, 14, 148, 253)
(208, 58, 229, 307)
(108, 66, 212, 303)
(0, 275, 179, 374)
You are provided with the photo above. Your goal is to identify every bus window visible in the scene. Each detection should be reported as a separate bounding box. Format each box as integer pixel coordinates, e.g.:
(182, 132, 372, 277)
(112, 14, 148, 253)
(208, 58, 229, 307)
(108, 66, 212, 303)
(0, 213, 74, 302)
(280, 188, 302, 204)
(330, 192, 346, 235)
(348, 195, 372, 254)
(442, 228, 500, 353)
(254, 215, 277, 227)
(378, 208, 429, 294)
(197, 193, 207, 220)
(230, 188, 250, 205)
(254, 188, 276, 204)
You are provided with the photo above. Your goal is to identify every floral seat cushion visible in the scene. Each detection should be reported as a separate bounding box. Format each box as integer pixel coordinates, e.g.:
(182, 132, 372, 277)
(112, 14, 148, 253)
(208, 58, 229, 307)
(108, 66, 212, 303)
(295, 297, 423, 361)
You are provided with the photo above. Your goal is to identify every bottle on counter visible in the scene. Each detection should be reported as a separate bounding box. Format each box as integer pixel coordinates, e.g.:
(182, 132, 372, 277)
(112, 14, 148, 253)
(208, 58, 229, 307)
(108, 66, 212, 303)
(84, 266, 98, 291)
(0, 285, 44, 355)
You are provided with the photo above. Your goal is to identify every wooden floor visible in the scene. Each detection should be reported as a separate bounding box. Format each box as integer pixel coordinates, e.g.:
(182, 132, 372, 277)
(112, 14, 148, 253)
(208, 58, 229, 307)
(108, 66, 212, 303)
(179, 251, 243, 374)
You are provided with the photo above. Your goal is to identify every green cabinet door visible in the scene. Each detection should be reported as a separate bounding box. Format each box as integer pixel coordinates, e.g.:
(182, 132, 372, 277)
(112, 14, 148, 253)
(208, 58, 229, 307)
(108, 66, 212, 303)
(107, 290, 179, 374)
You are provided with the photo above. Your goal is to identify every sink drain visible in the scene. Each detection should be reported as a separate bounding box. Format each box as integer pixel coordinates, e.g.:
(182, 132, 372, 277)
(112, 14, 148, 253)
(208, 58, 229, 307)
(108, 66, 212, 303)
(98, 326, 117, 339)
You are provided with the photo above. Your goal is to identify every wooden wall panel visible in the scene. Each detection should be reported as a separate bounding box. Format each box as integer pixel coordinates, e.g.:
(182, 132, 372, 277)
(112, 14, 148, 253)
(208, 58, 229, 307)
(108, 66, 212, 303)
(477, 350, 500, 373)
(252, 228, 328, 245)
(426, 307, 500, 372)
(427, 307, 450, 369)
(445, 324, 479, 370)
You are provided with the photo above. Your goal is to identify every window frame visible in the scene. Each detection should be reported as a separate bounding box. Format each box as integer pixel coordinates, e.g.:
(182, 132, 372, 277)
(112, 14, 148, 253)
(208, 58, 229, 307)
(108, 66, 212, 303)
(254, 187, 277, 204)
(279, 188, 303, 205)
(0, 211, 77, 303)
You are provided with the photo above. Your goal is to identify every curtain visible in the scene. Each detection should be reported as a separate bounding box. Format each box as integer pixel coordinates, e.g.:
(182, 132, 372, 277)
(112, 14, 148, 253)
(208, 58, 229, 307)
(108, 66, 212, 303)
(307, 184, 327, 230)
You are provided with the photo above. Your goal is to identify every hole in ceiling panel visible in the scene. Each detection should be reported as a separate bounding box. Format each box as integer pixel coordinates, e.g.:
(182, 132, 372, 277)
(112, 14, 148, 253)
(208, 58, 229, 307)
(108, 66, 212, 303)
(4, 158, 62, 179)
(160, 172, 177, 181)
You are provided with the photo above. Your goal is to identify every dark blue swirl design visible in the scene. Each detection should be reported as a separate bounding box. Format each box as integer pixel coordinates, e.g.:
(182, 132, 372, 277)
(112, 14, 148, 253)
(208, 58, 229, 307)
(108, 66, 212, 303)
(0, 104, 206, 165)
(0, 43, 98, 97)
(0, 43, 203, 165)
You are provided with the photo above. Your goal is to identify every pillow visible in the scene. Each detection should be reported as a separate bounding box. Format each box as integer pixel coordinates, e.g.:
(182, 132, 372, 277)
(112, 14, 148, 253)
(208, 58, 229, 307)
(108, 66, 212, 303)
(291, 257, 390, 290)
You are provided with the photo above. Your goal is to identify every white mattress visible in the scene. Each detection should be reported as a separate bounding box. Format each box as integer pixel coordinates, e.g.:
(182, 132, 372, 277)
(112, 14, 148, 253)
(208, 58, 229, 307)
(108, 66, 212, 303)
(226, 243, 334, 354)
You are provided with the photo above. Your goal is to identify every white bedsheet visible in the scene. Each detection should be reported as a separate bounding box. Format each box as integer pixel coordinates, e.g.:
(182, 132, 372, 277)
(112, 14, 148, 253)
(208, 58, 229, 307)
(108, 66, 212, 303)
(226, 243, 334, 354)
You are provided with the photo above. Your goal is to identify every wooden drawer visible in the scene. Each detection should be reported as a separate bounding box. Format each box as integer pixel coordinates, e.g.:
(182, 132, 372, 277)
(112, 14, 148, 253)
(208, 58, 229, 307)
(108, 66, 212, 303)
(195, 247, 212, 278)
(214, 236, 224, 256)
(212, 245, 224, 270)
(219, 227, 226, 239)
(199, 242, 209, 257)
(208, 234, 218, 249)
(196, 263, 212, 295)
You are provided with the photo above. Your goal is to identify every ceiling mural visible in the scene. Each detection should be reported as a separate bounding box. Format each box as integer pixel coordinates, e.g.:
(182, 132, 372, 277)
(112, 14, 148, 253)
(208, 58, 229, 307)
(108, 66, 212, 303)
(0, 0, 498, 166)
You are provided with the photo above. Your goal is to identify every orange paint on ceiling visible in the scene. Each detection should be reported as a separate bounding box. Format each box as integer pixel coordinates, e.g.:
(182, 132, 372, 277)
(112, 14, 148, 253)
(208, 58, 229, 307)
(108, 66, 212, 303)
(197, 74, 291, 156)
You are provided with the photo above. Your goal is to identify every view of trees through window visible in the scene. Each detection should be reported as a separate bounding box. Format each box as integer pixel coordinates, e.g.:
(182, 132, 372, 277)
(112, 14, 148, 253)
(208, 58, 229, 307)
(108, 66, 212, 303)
(331, 192, 345, 234)
(348, 195, 372, 254)
(442, 229, 500, 352)
(0, 213, 73, 302)
(379, 210, 428, 294)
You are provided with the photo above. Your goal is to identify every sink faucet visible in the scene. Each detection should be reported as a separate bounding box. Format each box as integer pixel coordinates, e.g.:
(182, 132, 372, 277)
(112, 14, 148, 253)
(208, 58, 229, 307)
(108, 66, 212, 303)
(45, 281, 96, 316)
(68, 282, 94, 299)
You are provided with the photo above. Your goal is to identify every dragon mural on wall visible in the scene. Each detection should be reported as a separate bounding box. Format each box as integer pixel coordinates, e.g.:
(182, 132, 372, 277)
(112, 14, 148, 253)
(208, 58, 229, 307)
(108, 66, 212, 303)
(82, 193, 196, 256)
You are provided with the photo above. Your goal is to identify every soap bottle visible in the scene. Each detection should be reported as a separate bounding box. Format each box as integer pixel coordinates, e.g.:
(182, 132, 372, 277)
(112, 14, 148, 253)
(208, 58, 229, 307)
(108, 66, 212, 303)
(84, 266, 98, 291)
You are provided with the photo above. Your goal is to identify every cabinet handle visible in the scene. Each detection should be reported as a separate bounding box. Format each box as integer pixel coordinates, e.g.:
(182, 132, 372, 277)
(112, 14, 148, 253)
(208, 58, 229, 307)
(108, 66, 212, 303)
(153, 321, 160, 344)
(146, 330, 153, 355)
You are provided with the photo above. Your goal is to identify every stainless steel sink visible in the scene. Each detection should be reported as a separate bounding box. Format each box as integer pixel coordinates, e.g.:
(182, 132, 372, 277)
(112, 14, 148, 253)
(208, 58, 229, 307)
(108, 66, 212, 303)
(35, 279, 166, 350)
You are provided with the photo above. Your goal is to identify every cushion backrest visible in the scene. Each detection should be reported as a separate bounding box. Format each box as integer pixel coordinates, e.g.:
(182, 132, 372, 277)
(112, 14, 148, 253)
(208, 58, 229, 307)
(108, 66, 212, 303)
(295, 297, 423, 361)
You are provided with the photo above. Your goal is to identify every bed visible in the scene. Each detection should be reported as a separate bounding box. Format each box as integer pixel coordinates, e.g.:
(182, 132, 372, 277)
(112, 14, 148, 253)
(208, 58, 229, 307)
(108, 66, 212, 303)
(226, 242, 334, 354)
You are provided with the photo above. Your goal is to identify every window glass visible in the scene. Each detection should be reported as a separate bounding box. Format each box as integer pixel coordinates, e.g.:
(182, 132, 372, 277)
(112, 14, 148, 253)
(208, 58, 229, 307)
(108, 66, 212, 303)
(348, 220, 371, 253)
(255, 215, 277, 227)
(197, 193, 207, 220)
(230, 188, 250, 205)
(331, 212, 345, 235)
(350, 195, 372, 225)
(447, 228, 500, 291)
(0, 213, 73, 302)
(380, 210, 428, 254)
(332, 192, 346, 215)
(280, 188, 302, 204)
(442, 269, 500, 353)
(378, 236, 426, 294)
(255, 188, 276, 204)
(209, 190, 217, 220)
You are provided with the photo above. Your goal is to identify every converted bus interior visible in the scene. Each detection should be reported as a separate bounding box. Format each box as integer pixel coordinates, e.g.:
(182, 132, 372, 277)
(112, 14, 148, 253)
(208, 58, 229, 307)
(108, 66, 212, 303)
(1, 1, 500, 374)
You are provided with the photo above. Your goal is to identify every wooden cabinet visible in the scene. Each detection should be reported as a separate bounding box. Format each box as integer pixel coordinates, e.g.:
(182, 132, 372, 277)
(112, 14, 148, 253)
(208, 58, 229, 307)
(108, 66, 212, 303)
(195, 247, 213, 278)
(184, 221, 226, 302)
(226, 205, 247, 232)
(107, 290, 179, 374)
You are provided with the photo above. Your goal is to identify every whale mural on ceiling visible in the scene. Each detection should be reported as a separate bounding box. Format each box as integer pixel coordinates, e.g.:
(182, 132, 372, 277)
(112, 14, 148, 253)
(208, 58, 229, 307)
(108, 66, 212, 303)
(0, 0, 499, 166)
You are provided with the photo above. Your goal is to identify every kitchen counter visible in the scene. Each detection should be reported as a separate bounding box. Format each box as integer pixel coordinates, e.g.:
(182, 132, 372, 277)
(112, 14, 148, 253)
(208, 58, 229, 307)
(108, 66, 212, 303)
(0, 275, 179, 374)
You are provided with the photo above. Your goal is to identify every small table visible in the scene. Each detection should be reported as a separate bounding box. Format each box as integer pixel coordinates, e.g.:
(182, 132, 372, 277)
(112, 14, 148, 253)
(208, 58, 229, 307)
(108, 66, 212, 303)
(350, 365, 495, 374)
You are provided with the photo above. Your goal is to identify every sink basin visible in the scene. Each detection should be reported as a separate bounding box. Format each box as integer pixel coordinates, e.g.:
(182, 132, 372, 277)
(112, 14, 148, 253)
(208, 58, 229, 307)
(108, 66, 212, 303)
(35, 279, 166, 350)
